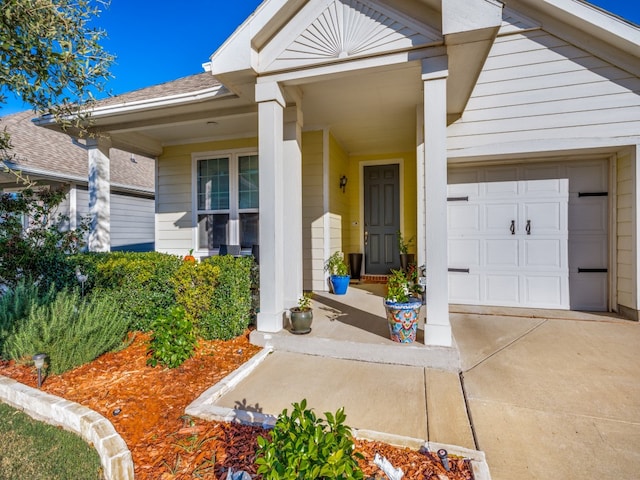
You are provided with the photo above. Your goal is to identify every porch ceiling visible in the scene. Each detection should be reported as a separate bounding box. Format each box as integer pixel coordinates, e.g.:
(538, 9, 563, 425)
(298, 63, 423, 156)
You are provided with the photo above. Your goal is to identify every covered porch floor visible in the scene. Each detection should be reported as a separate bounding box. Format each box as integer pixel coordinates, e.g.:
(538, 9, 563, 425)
(250, 283, 627, 371)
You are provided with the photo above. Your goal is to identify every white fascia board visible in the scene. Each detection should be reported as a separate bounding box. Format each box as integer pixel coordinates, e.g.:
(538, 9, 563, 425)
(34, 83, 232, 128)
(528, 0, 640, 52)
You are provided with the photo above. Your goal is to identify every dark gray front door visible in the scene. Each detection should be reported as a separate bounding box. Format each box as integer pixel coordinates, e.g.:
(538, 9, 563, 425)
(364, 164, 400, 274)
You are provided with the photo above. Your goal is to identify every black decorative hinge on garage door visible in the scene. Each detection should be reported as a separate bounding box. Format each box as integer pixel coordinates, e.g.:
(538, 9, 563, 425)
(578, 191, 608, 197)
(447, 196, 469, 202)
(448, 268, 470, 273)
(578, 268, 608, 273)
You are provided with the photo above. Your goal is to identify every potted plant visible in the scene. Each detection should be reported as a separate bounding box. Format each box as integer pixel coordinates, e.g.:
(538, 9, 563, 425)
(383, 268, 423, 343)
(289, 292, 313, 334)
(397, 231, 415, 272)
(324, 251, 350, 295)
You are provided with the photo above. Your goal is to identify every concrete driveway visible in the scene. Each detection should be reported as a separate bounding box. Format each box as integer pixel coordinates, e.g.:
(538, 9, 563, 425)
(452, 311, 640, 479)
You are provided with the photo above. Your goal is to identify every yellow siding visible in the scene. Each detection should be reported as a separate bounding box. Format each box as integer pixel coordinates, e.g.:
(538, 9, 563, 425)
(156, 138, 257, 255)
(302, 131, 326, 291)
(328, 134, 348, 254)
(616, 151, 636, 311)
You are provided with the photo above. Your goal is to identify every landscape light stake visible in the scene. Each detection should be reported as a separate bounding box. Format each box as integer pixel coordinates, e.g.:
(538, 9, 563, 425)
(32, 353, 47, 388)
(437, 449, 450, 471)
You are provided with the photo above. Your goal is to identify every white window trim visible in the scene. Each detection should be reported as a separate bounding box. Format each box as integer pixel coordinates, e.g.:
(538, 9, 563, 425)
(192, 148, 258, 256)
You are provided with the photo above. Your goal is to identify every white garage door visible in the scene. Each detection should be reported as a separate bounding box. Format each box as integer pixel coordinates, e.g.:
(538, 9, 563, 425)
(447, 160, 608, 311)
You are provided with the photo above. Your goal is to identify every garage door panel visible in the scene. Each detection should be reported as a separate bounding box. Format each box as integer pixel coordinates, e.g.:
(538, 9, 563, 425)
(448, 204, 480, 232)
(523, 275, 564, 306)
(449, 273, 481, 303)
(567, 162, 608, 191)
(569, 198, 607, 232)
(520, 178, 566, 196)
(485, 203, 518, 232)
(523, 239, 564, 269)
(484, 166, 518, 183)
(523, 202, 565, 233)
(485, 180, 518, 196)
(569, 274, 607, 310)
(449, 239, 481, 266)
(448, 170, 480, 187)
(485, 274, 520, 303)
(569, 237, 608, 269)
(486, 239, 519, 268)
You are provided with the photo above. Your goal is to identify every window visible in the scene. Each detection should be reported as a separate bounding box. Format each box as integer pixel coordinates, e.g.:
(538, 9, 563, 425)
(195, 151, 258, 251)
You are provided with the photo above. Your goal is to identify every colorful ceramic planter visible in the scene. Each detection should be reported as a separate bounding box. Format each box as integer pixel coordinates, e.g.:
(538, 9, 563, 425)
(384, 298, 422, 343)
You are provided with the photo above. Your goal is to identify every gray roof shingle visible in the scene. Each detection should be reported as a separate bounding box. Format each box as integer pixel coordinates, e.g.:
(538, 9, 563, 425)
(1, 110, 154, 192)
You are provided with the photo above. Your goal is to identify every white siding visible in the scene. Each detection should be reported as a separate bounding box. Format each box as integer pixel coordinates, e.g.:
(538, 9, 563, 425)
(448, 30, 640, 151)
(110, 193, 155, 252)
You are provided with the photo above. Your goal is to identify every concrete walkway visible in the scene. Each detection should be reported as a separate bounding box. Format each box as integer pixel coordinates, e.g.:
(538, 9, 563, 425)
(190, 286, 640, 479)
(453, 311, 640, 479)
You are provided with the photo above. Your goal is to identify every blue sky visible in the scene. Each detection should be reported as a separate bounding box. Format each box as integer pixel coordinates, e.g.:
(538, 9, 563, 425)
(2, 0, 639, 114)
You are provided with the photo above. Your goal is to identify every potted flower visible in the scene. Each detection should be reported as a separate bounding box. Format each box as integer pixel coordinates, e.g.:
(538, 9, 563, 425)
(289, 292, 313, 334)
(324, 251, 350, 295)
(384, 268, 423, 343)
(397, 231, 415, 272)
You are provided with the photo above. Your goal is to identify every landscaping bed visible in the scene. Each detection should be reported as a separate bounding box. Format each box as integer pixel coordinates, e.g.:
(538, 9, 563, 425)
(0, 330, 473, 479)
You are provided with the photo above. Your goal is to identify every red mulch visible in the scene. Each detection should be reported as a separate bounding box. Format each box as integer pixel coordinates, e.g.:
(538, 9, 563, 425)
(0, 331, 473, 479)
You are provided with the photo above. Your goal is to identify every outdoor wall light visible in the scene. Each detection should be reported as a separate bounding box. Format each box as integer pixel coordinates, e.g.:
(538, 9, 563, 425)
(32, 353, 47, 388)
(339, 175, 348, 193)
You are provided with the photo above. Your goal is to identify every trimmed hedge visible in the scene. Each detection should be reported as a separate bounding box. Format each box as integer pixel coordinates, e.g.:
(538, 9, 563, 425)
(69, 252, 183, 331)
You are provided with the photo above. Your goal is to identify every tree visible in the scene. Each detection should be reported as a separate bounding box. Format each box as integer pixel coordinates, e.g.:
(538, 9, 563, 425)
(0, 0, 114, 153)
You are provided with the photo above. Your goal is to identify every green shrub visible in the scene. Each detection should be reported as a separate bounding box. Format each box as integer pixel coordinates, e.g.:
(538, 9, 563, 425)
(198, 256, 253, 340)
(0, 185, 88, 289)
(0, 280, 56, 348)
(146, 306, 197, 369)
(172, 260, 220, 329)
(256, 399, 364, 480)
(69, 252, 183, 331)
(3, 289, 130, 374)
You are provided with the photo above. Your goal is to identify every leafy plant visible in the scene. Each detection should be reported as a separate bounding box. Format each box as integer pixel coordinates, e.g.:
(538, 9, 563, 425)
(171, 260, 220, 330)
(324, 251, 348, 276)
(385, 268, 422, 304)
(3, 289, 129, 374)
(396, 231, 414, 255)
(0, 184, 89, 288)
(0, 280, 57, 351)
(255, 399, 364, 480)
(72, 252, 183, 331)
(198, 256, 253, 340)
(147, 306, 197, 369)
(291, 292, 313, 312)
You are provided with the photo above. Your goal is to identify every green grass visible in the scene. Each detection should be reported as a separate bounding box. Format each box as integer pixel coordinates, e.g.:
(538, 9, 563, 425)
(0, 402, 102, 480)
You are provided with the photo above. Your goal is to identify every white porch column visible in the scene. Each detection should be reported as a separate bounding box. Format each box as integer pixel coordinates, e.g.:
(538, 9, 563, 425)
(283, 103, 304, 306)
(86, 137, 111, 252)
(422, 56, 452, 347)
(256, 82, 286, 332)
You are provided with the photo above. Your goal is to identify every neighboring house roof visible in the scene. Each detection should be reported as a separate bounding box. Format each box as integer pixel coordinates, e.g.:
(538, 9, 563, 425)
(1, 110, 154, 193)
(94, 72, 222, 108)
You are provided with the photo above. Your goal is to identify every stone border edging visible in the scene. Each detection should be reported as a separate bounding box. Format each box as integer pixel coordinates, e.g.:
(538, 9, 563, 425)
(185, 348, 492, 480)
(0, 375, 134, 480)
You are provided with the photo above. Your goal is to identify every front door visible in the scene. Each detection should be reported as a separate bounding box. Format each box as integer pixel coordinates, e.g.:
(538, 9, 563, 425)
(364, 164, 400, 274)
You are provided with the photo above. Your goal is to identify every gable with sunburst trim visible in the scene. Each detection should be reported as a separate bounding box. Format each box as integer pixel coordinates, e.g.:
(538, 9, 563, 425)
(259, 0, 442, 73)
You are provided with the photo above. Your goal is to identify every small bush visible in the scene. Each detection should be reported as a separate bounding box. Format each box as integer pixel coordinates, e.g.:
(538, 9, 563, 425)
(172, 260, 220, 329)
(70, 252, 183, 331)
(199, 256, 253, 340)
(3, 289, 129, 374)
(147, 306, 197, 369)
(255, 399, 364, 480)
(0, 280, 57, 352)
